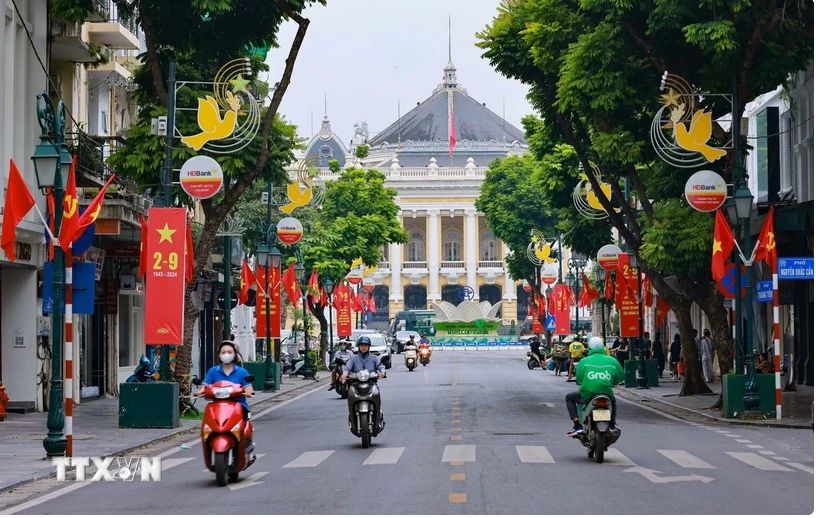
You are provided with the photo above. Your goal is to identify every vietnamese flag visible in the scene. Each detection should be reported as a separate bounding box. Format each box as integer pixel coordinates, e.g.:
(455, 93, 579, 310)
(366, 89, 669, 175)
(351, 289, 364, 312)
(332, 282, 348, 310)
(1, 160, 36, 261)
(581, 273, 600, 304)
(71, 174, 115, 243)
(643, 275, 653, 308)
(367, 293, 377, 314)
(282, 263, 302, 309)
(711, 209, 735, 281)
(753, 205, 777, 273)
(238, 259, 256, 305)
(138, 214, 148, 279)
(308, 270, 320, 305)
(58, 155, 78, 252)
(656, 297, 670, 327)
(604, 272, 615, 301)
(320, 287, 328, 307)
(185, 217, 194, 283)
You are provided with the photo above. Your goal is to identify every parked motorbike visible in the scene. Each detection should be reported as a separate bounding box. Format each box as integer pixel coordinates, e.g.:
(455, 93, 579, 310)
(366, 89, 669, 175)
(281, 350, 293, 373)
(125, 355, 157, 382)
(404, 345, 418, 371)
(287, 352, 307, 377)
(526, 351, 542, 370)
(418, 346, 431, 366)
(334, 357, 349, 399)
(347, 369, 385, 448)
(575, 393, 621, 463)
(192, 375, 256, 486)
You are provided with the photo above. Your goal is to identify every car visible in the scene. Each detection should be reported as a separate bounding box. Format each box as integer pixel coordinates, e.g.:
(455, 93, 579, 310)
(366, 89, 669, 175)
(350, 332, 391, 369)
(391, 330, 419, 354)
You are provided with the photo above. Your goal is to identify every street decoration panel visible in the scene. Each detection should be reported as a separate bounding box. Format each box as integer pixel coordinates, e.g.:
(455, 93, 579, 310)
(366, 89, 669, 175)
(572, 162, 619, 220)
(144, 208, 188, 344)
(617, 254, 639, 338)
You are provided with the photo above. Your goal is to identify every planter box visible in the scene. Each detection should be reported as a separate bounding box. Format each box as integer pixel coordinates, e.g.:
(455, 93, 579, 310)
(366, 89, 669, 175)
(624, 360, 639, 387)
(119, 382, 179, 428)
(243, 362, 268, 391)
(722, 374, 777, 419)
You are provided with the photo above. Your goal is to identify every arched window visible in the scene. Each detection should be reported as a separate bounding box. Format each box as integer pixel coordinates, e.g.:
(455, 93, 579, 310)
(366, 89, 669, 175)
(442, 284, 463, 306)
(480, 284, 502, 318)
(481, 231, 499, 261)
(517, 285, 530, 322)
(444, 231, 462, 262)
(404, 285, 427, 310)
(407, 231, 425, 262)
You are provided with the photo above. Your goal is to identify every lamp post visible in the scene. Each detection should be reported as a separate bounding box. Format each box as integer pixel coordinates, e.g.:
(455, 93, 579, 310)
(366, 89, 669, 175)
(324, 272, 335, 365)
(32, 92, 72, 457)
(595, 265, 607, 343)
(294, 252, 314, 379)
(566, 257, 587, 337)
(545, 285, 553, 347)
(629, 254, 648, 389)
(734, 183, 759, 411)
(724, 197, 744, 375)
(258, 243, 281, 391)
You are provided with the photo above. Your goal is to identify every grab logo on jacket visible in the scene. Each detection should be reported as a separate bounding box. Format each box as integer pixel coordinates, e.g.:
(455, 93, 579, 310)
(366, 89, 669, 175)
(586, 371, 612, 381)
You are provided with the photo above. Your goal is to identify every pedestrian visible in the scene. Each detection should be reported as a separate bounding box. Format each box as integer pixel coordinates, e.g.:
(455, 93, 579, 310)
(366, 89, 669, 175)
(701, 329, 715, 382)
(652, 331, 665, 377)
(693, 329, 704, 373)
(642, 332, 652, 361)
(669, 333, 682, 379)
(615, 338, 629, 368)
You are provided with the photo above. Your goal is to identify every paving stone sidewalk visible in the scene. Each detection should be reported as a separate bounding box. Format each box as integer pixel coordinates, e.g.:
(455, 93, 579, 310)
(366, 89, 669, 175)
(617, 377, 813, 429)
(0, 376, 322, 492)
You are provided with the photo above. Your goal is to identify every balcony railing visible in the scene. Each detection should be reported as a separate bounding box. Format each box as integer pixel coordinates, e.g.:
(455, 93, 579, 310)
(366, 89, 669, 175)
(66, 132, 119, 183)
(478, 261, 504, 268)
(378, 261, 389, 269)
(441, 261, 464, 269)
(110, 11, 140, 37)
(403, 261, 427, 269)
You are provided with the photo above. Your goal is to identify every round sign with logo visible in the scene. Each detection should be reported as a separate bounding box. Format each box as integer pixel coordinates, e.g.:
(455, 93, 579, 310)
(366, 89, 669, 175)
(458, 286, 475, 301)
(362, 278, 375, 292)
(346, 269, 363, 285)
(684, 170, 727, 212)
(276, 217, 303, 245)
(180, 156, 224, 199)
(522, 280, 531, 292)
(541, 266, 557, 285)
(717, 263, 747, 300)
(597, 244, 622, 271)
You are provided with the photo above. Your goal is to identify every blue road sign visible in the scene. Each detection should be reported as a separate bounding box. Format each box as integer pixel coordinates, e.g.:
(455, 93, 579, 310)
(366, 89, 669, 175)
(756, 280, 773, 303)
(545, 314, 556, 331)
(458, 286, 474, 301)
(778, 257, 814, 280)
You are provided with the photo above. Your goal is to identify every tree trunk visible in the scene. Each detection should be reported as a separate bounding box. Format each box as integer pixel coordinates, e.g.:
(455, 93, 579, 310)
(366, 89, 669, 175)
(139, 13, 168, 107)
(696, 284, 733, 409)
(675, 301, 713, 396)
(308, 300, 329, 362)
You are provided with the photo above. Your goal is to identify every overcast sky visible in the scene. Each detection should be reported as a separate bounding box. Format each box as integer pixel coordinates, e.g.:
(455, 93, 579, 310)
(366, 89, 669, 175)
(263, 0, 535, 146)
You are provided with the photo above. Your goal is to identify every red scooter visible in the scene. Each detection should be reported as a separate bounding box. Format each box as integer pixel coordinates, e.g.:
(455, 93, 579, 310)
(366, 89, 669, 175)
(192, 375, 256, 486)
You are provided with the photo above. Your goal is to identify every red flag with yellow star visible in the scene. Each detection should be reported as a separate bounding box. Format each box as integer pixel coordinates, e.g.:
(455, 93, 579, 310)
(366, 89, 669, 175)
(642, 274, 653, 308)
(711, 209, 735, 281)
(656, 297, 670, 327)
(308, 270, 320, 305)
(753, 205, 777, 273)
(238, 259, 256, 305)
(71, 174, 115, 244)
(282, 263, 301, 309)
(604, 272, 615, 301)
(58, 155, 78, 253)
(580, 273, 600, 308)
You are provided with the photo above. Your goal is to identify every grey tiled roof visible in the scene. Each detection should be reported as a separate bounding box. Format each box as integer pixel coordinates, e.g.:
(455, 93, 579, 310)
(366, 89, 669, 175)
(369, 89, 527, 147)
(375, 151, 512, 168)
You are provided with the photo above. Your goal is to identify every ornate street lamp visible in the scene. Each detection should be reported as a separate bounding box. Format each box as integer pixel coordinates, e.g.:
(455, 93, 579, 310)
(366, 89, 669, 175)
(294, 256, 314, 379)
(32, 93, 68, 457)
(258, 243, 279, 392)
(724, 196, 744, 374)
(595, 264, 607, 343)
(628, 253, 648, 389)
(734, 183, 759, 412)
(567, 257, 587, 337)
(324, 272, 335, 365)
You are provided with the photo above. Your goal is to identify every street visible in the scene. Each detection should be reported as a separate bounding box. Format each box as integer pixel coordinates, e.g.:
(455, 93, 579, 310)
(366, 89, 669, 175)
(2, 351, 813, 515)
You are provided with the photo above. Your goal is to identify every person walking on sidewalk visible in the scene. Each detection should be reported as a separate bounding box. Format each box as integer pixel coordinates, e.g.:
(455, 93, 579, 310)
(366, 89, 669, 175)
(615, 337, 629, 368)
(701, 329, 715, 383)
(669, 333, 682, 379)
(652, 331, 665, 378)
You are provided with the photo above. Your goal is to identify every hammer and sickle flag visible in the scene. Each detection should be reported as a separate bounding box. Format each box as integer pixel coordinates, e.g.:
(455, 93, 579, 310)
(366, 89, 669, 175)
(753, 205, 777, 273)
(72, 174, 116, 244)
(58, 155, 78, 253)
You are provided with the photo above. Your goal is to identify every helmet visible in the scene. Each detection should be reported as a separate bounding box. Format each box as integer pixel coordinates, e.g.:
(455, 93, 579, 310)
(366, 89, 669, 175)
(356, 336, 372, 347)
(588, 336, 605, 351)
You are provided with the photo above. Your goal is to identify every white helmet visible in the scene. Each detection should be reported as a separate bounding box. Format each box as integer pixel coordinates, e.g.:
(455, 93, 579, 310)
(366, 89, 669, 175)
(588, 336, 605, 351)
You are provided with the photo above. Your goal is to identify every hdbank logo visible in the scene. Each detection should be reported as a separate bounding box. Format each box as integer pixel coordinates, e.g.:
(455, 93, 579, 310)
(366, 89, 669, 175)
(587, 371, 612, 381)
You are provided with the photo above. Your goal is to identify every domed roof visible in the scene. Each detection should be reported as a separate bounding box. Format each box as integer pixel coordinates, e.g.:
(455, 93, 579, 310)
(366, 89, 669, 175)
(304, 114, 348, 168)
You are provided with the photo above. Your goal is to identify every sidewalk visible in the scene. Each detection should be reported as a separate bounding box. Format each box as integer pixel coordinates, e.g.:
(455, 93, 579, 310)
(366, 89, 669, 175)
(617, 377, 813, 429)
(0, 376, 322, 492)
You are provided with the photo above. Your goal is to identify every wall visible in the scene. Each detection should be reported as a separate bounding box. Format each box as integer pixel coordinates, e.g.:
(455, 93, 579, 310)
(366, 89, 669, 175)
(1, 266, 38, 405)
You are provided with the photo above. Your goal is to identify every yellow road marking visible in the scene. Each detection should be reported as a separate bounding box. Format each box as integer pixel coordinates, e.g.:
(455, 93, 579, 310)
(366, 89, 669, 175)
(451, 435, 462, 441)
(450, 473, 466, 481)
(452, 419, 461, 424)
(449, 493, 467, 503)
(450, 461, 464, 466)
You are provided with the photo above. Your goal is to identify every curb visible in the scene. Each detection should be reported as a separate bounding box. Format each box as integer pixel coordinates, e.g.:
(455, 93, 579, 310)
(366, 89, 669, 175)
(0, 380, 322, 495)
(618, 387, 812, 429)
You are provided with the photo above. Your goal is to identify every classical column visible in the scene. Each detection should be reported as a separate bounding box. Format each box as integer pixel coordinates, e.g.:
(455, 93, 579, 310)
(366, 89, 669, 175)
(465, 209, 477, 298)
(502, 242, 516, 300)
(390, 212, 403, 301)
(427, 209, 441, 301)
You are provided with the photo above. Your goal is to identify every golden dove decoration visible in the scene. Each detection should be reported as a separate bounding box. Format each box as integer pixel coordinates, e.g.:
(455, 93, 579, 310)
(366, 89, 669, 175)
(526, 230, 557, 265)
(650, 72, 732, 168)
(572, 163, 619, 220)
(281, 154, 326, 214)
(178, 58, 261, 154)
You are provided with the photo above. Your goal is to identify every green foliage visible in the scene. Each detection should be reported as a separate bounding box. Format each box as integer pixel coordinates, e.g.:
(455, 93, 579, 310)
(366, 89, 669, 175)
(637, 199, 712, 276)
(327, 159, 341, 173)
(354, 145, 369, 159)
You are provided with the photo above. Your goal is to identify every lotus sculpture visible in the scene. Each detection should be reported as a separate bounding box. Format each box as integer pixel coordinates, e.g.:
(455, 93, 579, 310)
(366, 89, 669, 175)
(430, 301, 502, 323)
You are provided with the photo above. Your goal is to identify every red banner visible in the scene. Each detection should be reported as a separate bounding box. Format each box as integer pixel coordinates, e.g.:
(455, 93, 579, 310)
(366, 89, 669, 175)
(255, 265, 281, 339)
(144, 208, 187, 345)
(532, 317, 544, 334)
(553, 283, 571, 335)
(617, 254, 639, 338)
(336, 289, 352, 337)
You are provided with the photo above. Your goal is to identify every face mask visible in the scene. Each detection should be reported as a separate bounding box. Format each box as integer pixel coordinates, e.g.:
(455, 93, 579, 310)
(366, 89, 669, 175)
(220, 353, 235, 364)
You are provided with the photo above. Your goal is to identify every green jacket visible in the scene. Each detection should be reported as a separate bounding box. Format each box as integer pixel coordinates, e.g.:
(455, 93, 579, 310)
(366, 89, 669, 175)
(575, 348, 625, 401)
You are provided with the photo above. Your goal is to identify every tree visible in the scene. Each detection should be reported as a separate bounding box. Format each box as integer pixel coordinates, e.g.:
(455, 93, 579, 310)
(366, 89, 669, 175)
(281, 168, 408, 360)
(477, 0, 812, 395)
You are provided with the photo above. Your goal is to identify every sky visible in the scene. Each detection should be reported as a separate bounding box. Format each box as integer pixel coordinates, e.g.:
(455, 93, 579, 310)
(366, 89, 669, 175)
(263, 0, 535, 146)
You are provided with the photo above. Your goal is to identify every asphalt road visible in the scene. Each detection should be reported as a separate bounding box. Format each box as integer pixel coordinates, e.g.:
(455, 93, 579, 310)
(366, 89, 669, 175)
(3, 351, 813, 515)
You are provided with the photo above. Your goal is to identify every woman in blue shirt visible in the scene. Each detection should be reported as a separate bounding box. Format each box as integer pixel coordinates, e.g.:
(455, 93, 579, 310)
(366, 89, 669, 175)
(196, 341, 254, 417)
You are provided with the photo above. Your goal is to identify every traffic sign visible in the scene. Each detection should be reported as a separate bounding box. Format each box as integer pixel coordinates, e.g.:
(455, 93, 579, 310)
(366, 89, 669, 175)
(545, 314, 556, 332)
(717, 263, 747, 299)
(756, 281, 773, 303)
(778, 257, 814, 280)
(458, 286, 474, 301)
(217, 290, 238, 310)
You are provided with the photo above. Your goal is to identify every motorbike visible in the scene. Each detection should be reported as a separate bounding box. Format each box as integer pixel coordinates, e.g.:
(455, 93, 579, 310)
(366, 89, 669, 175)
(404, 345, 418, 371)
(575, 393, 621, 463)
(287, 352, 307, 377)
(334, 357, 350, 399)
(191, 375, 257, 486)
(526, 351, 543, 370)
(281, 350, 293, 373)
(418, 346, 431, 367)
(125, 355, 157, 382)
(347, 369, 385, 448)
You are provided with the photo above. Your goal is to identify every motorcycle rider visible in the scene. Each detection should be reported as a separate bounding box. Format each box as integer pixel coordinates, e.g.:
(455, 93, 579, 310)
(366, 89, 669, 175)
(566, 337, 625, 437)
(341, 336, 386, 381)
(329, 340, 355, 391)
(529, 335, 546, 368)
(419, 334, 430, 347)
(567, 335, 586, 380)
(197, 340, 255, 450)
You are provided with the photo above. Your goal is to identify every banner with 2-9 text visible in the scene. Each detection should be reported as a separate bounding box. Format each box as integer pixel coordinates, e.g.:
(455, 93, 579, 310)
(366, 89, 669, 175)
(144, 208, 187, 345)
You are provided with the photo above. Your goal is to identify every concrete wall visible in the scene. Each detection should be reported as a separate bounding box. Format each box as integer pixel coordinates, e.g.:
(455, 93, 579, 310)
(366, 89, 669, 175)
(1, 267, 39, 406)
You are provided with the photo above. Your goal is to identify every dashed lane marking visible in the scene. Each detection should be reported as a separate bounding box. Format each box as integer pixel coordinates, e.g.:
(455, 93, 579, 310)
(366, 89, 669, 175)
(657, 450, 716, 469)
(450, 473, 466, 481)
(363, 448, 405, 465)
(449, 493, 467, 503)
(516, 446, 555, 464)
(726, 452, 793, 471)
(442, 445, 476, 463)
(787, 462, 814, 474)
(605, 449, 636, 466)
(283, 451, 334, 468)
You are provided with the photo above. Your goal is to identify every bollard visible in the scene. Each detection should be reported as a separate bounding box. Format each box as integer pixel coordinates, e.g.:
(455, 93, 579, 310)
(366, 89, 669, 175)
(0, 381, 9, 421)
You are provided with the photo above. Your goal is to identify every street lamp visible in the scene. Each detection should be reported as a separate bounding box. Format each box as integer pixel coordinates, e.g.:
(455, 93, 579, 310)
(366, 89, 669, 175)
(294, 256, 314, 379)
(259, 243, 281, 392)
(324, 272, 335, 365)
(724, 196, 744, 374)
(734, 183, 759, 412)
(628, 253, 648, 389)
(545, 285, 553, 346)
(567, 258, 587, 337)
(595, 264, 607, 343)
(32, 93, 69, 457)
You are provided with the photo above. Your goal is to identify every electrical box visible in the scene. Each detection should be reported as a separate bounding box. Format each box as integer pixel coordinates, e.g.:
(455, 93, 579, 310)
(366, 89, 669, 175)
(150, 118, 159, 135)
(261, 192, 269, 205)
(37, 317, 50, 337)
(157, 116, 168, 136)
